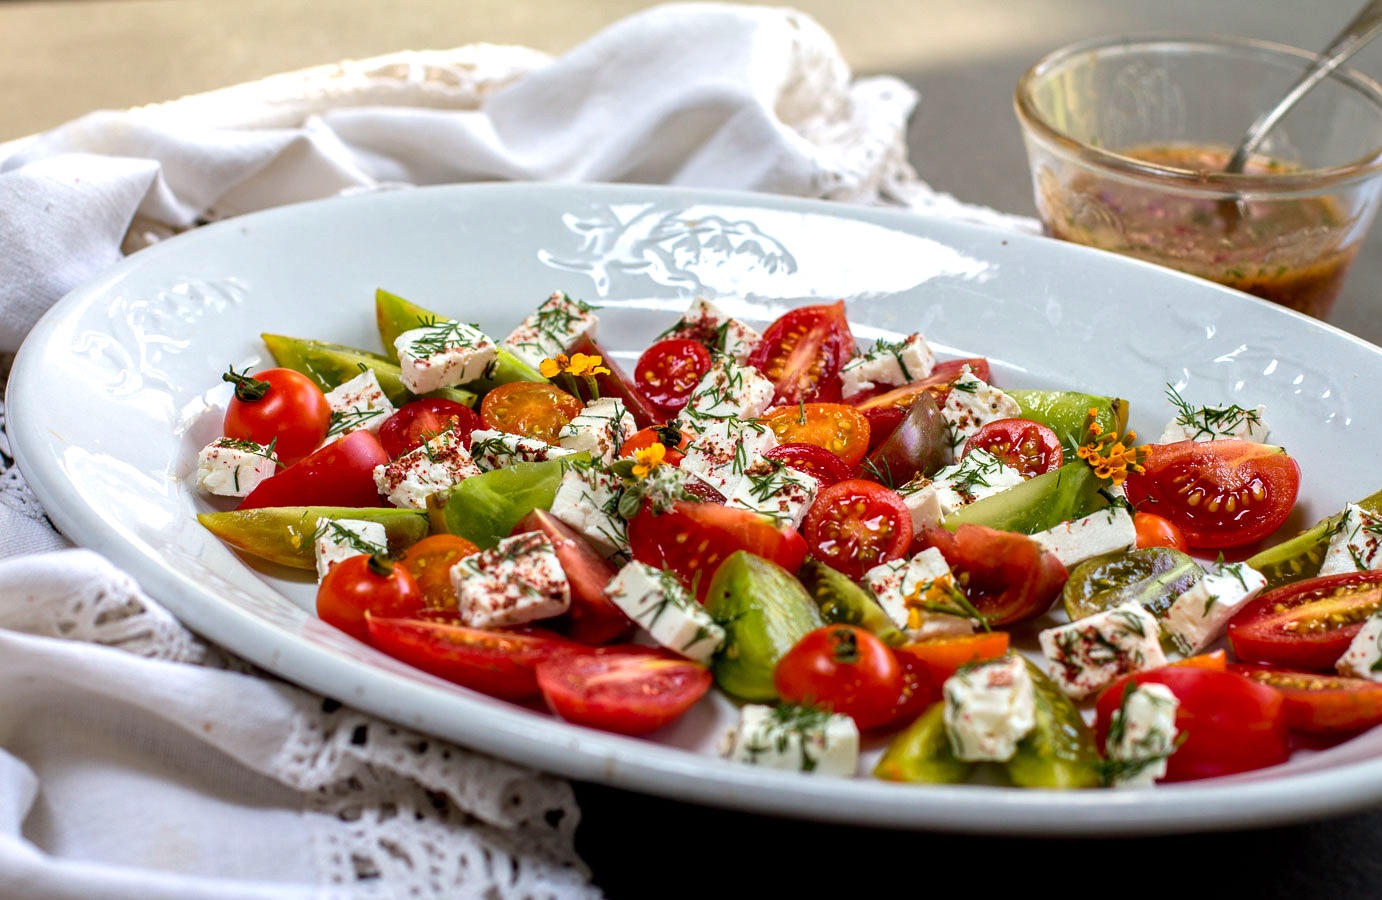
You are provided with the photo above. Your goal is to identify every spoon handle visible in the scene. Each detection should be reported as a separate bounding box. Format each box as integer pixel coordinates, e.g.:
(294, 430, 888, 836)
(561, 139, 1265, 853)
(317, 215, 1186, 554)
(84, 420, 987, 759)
(1225, 0, 1382, 173)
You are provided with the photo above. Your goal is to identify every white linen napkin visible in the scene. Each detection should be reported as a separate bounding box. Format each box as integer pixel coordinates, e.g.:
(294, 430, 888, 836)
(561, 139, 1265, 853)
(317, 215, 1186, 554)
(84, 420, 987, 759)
(0, 3, 1035, 897)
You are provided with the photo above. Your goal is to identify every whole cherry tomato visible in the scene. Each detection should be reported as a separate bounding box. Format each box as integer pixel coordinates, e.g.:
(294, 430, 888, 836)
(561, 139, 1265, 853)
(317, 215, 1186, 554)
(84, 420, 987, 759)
(774, 624, 907, 730)
(222, 366, 331, 466)
(317, 553, 425, 643)
(1132, 511, 1190, 553)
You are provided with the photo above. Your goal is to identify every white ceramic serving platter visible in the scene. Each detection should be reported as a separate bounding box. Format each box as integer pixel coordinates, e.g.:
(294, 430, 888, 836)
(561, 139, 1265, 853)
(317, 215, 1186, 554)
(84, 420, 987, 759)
(10, 182, 1382, 835)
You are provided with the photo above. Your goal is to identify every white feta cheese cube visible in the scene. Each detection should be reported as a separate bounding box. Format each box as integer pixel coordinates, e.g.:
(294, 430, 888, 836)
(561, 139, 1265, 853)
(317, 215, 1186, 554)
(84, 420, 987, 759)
(674, 357, 775, 430)
(605, 561, 723, 663)
(395, 319, 498, 394)
(501, 291, 600, 371)
(1337, 611, 1382, 681)
(451, 531, 570, 628)
(662, 297, 761, 364)
(195, 437, 279, 498)
(1038, 603, 1167, 699)
(862, 548, 975, 638)
(557, 397, 636, 464)
(1318, 503, 1382, 577)
(1105, 682, 1180, 788)
(940, 369, 1021, 450)
(549, 462, 628, 556)
(1030, 506, 1137, 569)
(373, 427, 482, 509)
(467, 428, 575, 471)
(896, 476, 945, 531)
(840, 333, 936, 397)
(943, 654, 1036, 763)
(679, 419, 779, 496)
(1161, 560, 1268, 656)
(1159, 395, 1269, 443)
(312, 518, 388, 580)
(720, 704, 860, 777)
(724, 458, 818, 528)
(900, 450, 1025, 526)
(323, 370, 396, 441)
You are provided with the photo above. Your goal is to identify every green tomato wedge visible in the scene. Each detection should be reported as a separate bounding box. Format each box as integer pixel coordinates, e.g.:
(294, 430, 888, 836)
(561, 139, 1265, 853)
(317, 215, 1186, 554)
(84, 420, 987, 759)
(375, 288, 546, 391)
(943, 461, 1108, 534)
(197, 506, 430, 570)
(1005, 659, 1101, 789)
(1063, 546, 1204, 621)
(261, 333, 475, 408)
(796, 559, 905, 646)
(1009, 390, 1128, 457)
(436, 455, 585, 549)
(873, 702, 973, 784)
(704, 551, 824, 702)
(1248, 486, 1382, 590)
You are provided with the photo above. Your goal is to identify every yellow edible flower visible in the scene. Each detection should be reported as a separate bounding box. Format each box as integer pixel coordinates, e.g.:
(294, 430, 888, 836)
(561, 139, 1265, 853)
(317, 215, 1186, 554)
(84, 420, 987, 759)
(566, 352, 611, 378)
(539, 352, 609, 401)
(631, 442, 667, 479)
(1076, 407, 1149, 486)
(539, 354, 570, 379)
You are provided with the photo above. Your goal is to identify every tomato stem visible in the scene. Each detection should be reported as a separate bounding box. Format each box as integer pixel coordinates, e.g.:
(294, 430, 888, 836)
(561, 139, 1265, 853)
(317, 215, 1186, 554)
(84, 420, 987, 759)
(222, 365, 271, 402)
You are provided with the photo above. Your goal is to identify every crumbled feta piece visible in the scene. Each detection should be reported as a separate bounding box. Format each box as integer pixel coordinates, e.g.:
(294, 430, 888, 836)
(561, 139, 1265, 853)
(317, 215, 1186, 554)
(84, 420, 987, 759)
(943, 654, 1036, 763)
(195, 437, 278, 498)
(940, 369, 1021, 450)
(674, 357, 775, 431)
(1030, 506, 1137, 569)
(662, 297, 761, 363)
(1161, 560, 1267, 656)
(313, 518, 388, 580)
(549, 462, 628, 556)
(605, 561, 723, 663)
(896, 476, 945, 531)
(323, 370, 396, 441)
(1337, 611, 1382, 681)
(1038, 603, 1167, 699)
(395, 319, 498, 394)
(467, 428, 575, 471)
(501, 291, 600, 371)
(1105, 682, 1180, 788)
(451, 531, 570, 628)
(1318, 503, 1382, 577)
(862, 548, 975, 639)
(724, 458, 818, 528)
(373, 427, 481, 509)
(557, 397, 636, 464)
(720, 704, 860, 777)
(840, 333, 936, 397)
(679, 419, 778, 497)
(896, 450, 1025, 528)
(1159, 397, 1269, 443)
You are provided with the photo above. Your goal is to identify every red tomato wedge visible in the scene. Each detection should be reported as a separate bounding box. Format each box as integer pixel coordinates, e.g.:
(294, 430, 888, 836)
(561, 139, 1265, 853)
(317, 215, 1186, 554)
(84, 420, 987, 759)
(568, 335, 662, 428)
(764, 442, 853, 487)
(846, 357, 991, 408)
(379, 397, 482, 459)
(1122, 439, 1301, 549)
(961, 417, 1062, 478)
(760, 403, 871, 467)
(802, 479, 913, 581)
(366, 613, 581, 700)
(914, 524, 1067, 626)
(1230, 663, 1382, 735)
(633, 338, 712, 414)
(1096, 667, 1290, 782)
(748, 301, 855, 405)
(239, 429, 389, 510)
(1227, 570, 1382, 671)
(627, 500, 808, 600)
(512, 509, 634, 645)
(535, 646, 712, 735)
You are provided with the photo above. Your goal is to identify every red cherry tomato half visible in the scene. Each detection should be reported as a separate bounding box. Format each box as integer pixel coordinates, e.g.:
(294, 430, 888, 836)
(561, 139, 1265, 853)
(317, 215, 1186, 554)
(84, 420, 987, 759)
(764, 442, 853, 487)
(512, 509, 633, 645)
(365, 612, 581, 700)
(628, 500, 808, 601)
(748, 301, 855, 405)
(1122, 439, 1301, 549)
(802, 479, 913, 581)
(760, 403, 871, 467)
(535, 646, 713, 735)
(1096, 667, 1290, 782)
(1132, 511, 1190, 553)
(238, 429, 389, 510)
(618, 425, 691, 467)
(914, 524, 1067, 626)
(1230, 663, 1382, 735)
(223, 366, 332, 466)
(379, 397, 482, 459)
(1227, 570, 1382, 672)
(634, 338, 712, 414)
(774, 625, 907, 730)
(316, 554, 424, 643)
(961, 417, 1063, 478)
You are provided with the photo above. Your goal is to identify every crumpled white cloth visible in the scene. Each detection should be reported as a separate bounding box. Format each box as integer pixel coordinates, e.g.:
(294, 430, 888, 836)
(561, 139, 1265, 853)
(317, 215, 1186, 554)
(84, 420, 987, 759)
(0, 3, 1035, 897)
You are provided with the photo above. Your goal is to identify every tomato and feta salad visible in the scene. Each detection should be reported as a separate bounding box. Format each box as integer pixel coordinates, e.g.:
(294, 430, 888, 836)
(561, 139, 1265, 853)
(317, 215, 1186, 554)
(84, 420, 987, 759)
(193, 287, 1382, 788)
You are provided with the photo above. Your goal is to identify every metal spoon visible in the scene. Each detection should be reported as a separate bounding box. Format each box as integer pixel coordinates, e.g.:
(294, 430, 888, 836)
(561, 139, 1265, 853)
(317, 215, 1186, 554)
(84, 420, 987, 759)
(1225, 0, 1382, 173)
